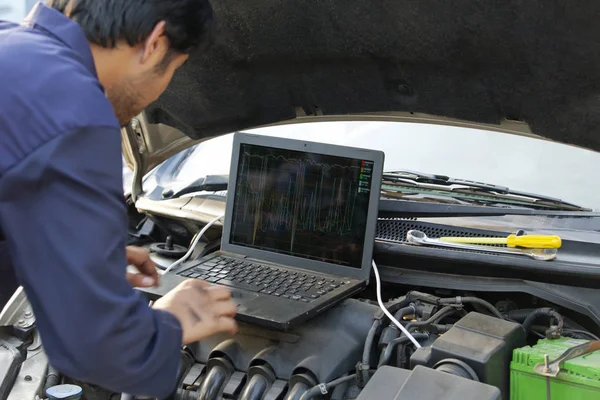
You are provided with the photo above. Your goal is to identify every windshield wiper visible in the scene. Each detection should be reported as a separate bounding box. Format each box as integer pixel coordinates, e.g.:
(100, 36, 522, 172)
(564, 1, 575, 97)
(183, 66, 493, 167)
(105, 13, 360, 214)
(382, 170, 590, 211)
(161, 175, 229, 199)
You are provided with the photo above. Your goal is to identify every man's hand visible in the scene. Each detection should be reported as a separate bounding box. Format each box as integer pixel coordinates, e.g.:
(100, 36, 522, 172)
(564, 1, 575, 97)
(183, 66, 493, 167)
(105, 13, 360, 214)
(152, 279, 238, 344)
(126, 246, 160, 288)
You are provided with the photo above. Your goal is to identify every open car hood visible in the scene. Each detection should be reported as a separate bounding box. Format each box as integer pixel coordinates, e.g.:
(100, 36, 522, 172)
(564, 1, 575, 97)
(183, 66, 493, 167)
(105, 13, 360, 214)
(122, 0, 600, 198)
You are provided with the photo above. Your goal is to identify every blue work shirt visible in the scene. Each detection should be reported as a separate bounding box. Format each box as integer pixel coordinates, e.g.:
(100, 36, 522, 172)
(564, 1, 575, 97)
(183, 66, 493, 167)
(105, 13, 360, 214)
(0, 3, 182, 398)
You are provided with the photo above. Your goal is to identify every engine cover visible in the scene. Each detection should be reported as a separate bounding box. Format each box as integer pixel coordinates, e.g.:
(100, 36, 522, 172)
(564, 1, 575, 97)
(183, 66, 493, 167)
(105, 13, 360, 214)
(410, 312, 526, 399)
(184, 299, 379, 399)
(357, 365, 501, 400)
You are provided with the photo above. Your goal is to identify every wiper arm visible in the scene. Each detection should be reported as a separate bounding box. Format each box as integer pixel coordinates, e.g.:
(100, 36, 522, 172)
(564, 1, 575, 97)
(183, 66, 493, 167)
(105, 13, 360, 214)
(383, 170, 589, 211)
(161, 175, 229, 199)
(385, 169, 509, 193)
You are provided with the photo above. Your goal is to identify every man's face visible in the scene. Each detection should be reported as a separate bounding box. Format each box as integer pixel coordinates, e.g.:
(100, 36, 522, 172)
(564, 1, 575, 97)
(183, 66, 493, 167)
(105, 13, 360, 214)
(106, 52, 188, 127)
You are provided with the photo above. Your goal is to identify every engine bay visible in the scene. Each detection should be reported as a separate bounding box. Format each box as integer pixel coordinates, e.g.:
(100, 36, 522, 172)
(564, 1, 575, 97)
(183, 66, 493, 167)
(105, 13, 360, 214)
(3, 276, 600, 400)
(2, 182, 600, 399)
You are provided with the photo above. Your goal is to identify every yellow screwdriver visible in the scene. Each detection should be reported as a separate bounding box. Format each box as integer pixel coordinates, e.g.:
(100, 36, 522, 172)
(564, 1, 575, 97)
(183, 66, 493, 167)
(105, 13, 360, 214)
(439, 234, 562, 249)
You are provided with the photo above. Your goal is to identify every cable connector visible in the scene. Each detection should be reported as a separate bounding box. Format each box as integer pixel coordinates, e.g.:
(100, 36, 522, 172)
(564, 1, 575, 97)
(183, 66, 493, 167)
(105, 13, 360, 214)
(355, 362, 368, 388)
(357, 363, 370, 371)
(318, 383, 328, 395)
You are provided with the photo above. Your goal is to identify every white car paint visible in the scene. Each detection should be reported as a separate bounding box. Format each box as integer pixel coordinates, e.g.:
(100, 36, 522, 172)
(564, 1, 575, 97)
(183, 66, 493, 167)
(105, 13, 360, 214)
(154, 121, 600, 211)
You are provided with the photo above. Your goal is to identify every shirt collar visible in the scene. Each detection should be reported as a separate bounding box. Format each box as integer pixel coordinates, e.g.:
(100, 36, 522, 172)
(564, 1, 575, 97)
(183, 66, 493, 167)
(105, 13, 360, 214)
(22, 2, 97, 77)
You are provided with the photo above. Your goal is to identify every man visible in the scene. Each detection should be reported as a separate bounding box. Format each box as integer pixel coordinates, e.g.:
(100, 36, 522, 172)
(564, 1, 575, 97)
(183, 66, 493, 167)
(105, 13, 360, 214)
(0, 0, 237, 398)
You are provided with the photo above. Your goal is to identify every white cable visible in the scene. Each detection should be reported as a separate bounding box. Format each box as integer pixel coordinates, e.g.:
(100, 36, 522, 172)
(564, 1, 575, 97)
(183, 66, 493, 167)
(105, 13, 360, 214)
(371, 260, 422, 348)
(161, 214, 225, 275)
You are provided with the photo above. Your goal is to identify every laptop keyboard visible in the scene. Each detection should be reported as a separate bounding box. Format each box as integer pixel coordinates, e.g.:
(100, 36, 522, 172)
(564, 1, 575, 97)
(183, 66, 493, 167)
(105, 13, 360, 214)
(176, 256, 348, 302)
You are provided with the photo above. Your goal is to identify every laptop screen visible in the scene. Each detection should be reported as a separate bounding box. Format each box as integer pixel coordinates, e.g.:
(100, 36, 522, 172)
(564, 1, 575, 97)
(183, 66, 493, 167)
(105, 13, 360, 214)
(229, 142, 375, 269)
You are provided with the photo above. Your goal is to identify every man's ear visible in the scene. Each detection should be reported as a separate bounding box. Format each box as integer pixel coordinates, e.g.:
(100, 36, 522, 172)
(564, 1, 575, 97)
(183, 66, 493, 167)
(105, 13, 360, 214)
(140, 21, 169, 66)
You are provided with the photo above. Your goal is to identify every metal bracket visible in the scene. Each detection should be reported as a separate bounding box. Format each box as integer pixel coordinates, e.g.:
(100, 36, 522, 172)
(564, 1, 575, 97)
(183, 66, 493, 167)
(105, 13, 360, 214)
(0, 287, 34, 328)
(7, 332, 49, 400)
(534, 341, 600, 377)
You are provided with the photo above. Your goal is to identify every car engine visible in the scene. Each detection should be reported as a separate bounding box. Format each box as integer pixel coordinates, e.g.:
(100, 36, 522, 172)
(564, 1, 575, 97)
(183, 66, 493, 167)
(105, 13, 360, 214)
(2, 282, 600, 400)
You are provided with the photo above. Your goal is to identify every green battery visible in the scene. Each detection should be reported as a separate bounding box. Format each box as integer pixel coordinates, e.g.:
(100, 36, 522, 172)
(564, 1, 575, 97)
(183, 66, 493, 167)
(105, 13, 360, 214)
(510, 337, 600, 400)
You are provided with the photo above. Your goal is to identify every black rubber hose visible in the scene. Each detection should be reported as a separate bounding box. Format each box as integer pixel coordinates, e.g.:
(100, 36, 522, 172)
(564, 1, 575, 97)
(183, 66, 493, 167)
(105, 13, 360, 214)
(239, 374, 270, 400)
(197, 365, 230, 400)
(286, 382, 311, 400)
(521, 308, 564, 337)
(330, 375, 351, 400)
(385, 297, 413, 316)
(298, 375, 357, 400)
(507, 309, 535, 321)
(44, 366, 61, 393)
(563, 329, 600, 341)
(379, 333, 429, 367)
(438, 296, 505, 320)
(509, 308, 566, 322)
(361, 319, 382, 384)
(173, 389, 198, 400)
(508, 309, 583, 330)
(375, 305, 416, 368)
(405, 306, 459, 332)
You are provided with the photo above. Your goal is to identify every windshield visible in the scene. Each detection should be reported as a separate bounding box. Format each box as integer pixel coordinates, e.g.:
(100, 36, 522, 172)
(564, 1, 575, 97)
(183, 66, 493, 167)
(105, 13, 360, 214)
(140, 121, 600, 211)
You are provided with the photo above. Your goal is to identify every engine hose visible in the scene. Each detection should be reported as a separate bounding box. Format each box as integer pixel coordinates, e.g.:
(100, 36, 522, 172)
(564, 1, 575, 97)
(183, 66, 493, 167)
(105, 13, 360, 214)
(507, 309, 535, 321)
(563, 329, 600, 340)
(405, 306, 459, 332)
(431, 324, 453, 333)
(508, 309, 583, 328)
(520, 308, 564, 338)
(374, 305, 417, 373)
(510, 308, 565, 337)
(44, 365, 61, 393)
(361, 319, 382, 385)
(298, 375, 357, 400)
(385, 297, 413, 316)
(378, 333, 429, 367)
(196, 358, 234, 400)
(174, 388, 198, 400)
(239, 374, 270, 400)
(286, 382, 312, 400)
(508, 309, 567, 323)
(330, 374, 351, 400)
(438, 296, 505, 320)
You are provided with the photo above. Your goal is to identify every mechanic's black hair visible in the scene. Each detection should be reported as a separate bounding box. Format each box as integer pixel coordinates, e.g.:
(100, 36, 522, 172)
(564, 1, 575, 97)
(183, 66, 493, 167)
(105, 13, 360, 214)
(48, 0, 216, 65)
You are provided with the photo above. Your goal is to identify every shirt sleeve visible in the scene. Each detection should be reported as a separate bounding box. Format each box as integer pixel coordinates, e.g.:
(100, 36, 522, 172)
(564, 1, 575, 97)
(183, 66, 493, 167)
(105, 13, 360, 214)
(0, 125, 182, 399)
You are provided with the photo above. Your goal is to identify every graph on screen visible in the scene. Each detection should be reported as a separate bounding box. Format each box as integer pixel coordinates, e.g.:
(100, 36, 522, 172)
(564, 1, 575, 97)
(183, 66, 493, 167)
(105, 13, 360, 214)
(230, 143, 374, 268)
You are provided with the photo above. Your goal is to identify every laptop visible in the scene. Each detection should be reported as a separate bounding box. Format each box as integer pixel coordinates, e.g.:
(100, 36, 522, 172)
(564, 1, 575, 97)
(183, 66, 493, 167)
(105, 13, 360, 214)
(142, 132, 384, 331)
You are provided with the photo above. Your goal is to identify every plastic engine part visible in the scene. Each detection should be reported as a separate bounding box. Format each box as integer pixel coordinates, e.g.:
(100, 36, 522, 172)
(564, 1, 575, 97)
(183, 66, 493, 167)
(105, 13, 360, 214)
(356, 365, 500, 399)
(45, 384, 83, 400)
(174, 299, 377, 400)
(511, 337, 600, 400)
(410, 312, 526, 398)
(186, 299, 378, 383)
(0, 339, 25, 400)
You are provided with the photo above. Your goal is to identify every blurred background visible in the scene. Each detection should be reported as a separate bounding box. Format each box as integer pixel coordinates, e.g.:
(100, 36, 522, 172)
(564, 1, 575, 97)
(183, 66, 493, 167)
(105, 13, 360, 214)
(0, 0, 36, 22)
